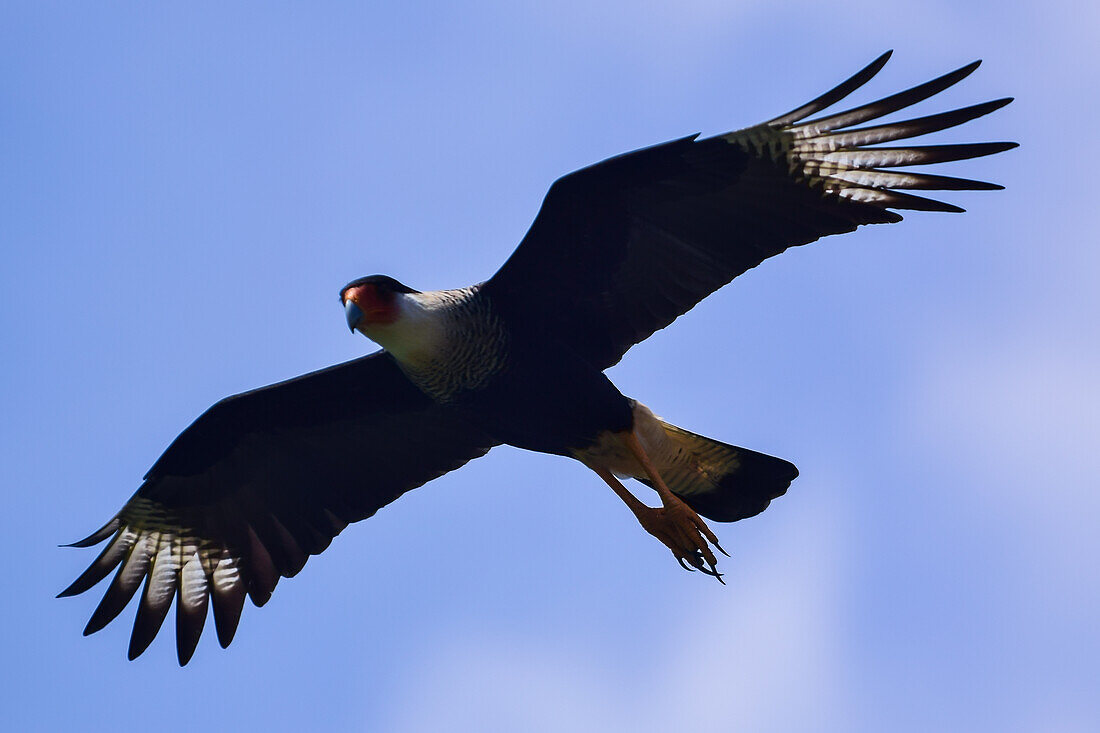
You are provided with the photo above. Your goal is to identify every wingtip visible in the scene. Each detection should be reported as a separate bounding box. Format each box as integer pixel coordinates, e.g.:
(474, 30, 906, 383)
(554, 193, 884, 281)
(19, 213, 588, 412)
(984, 141, 1020, 154)
(867, 50, 893, 76)
(765, 50, 895, 127)
(57, 578, 89, 598)
(177, 642, 198, 667)
(922, 199, 966, 214)
(128, 632, 154, 661)
(953, 59, 983, 83)
(62, 518, 121, 548)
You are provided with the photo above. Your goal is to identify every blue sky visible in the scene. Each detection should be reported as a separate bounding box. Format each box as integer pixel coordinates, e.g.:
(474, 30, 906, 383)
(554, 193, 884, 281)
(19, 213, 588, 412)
(3, 2, 1097, 731)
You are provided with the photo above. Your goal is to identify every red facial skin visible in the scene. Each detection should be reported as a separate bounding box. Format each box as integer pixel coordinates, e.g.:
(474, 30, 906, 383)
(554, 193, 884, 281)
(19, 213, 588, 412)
(343, 284, 399, 326)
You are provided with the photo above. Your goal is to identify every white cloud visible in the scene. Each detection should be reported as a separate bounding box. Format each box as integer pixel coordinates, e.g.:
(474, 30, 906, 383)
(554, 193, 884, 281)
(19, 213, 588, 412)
(909, 331, 1100, 512)
(378, 500, 856, 733)
(906, 325, 1100, 718)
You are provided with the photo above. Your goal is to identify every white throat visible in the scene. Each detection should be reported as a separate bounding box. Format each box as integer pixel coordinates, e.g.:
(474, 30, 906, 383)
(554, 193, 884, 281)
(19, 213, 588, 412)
(360, 291, 452, 366)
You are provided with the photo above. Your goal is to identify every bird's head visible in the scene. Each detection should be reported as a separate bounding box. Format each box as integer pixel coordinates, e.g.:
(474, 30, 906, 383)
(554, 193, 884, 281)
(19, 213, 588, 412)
(341, 276, 456, 365)
(340, 275, 419, 335)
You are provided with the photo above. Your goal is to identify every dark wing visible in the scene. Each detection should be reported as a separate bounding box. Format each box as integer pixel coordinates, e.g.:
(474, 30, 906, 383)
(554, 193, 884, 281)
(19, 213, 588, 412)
(60, 351, 495, 664)
(484, 51, 1016, 370)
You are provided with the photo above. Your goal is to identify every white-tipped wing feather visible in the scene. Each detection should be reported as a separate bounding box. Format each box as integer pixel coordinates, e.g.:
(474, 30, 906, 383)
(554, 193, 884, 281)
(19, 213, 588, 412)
(61, 352, 494, 664)
(487, 52, 1016, 370)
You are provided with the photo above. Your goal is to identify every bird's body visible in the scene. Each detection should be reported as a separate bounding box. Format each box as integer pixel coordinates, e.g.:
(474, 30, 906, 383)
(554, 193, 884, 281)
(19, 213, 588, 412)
(62, 52, 1016, 664)
(346, 278, 791, 510)
(346, 278, 633, 454)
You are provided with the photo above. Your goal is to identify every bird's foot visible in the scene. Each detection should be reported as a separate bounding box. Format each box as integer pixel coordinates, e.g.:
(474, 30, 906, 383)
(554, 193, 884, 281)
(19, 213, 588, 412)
(637, 498, 728, 583)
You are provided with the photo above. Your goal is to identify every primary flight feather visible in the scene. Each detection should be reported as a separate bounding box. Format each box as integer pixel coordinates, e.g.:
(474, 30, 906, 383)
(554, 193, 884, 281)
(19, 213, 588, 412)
(61, 51, 1016, 664)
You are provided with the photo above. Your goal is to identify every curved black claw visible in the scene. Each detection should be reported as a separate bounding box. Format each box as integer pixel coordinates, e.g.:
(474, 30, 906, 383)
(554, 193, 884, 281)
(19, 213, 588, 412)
(696, 562, 725, 583)
(684, 549, 725, 584)
(677, 556, 698, 572)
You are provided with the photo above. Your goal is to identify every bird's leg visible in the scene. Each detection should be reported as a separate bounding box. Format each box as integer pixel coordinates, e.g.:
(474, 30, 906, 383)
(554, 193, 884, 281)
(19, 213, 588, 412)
(591, 431, 728, 581)
(591, 464, 725, 581)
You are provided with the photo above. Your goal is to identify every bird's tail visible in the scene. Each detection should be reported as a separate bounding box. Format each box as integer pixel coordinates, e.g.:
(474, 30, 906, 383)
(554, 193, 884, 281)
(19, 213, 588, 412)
(641, 419, 798, 523)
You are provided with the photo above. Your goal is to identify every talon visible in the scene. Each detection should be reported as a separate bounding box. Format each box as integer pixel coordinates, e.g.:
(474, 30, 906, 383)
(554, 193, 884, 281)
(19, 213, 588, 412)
(696, 563, 721, 578)
(591, 437, 730, 583)
(635, 503, 728, 580)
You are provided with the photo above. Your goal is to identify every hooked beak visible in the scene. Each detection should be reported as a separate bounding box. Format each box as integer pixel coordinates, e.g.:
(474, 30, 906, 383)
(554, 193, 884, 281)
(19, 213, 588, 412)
(345, 299, 364, 332)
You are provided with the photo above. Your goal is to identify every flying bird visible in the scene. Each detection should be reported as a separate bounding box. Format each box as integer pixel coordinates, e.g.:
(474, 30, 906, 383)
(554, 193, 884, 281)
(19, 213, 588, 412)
(61, 51, 1015, 665)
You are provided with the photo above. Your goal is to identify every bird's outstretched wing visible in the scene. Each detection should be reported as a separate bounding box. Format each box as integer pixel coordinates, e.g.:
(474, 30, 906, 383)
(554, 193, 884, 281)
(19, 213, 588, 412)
(60, 351, 494, 664)
(485, 51, 1016, 370)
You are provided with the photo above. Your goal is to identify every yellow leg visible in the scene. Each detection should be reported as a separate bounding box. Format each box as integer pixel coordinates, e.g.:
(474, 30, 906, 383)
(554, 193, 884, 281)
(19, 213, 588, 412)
(588, 431, 728, 581)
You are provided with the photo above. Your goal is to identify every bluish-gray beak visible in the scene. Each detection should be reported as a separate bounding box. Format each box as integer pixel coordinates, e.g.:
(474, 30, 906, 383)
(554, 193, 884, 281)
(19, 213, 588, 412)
(345, 300, 364, 332)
